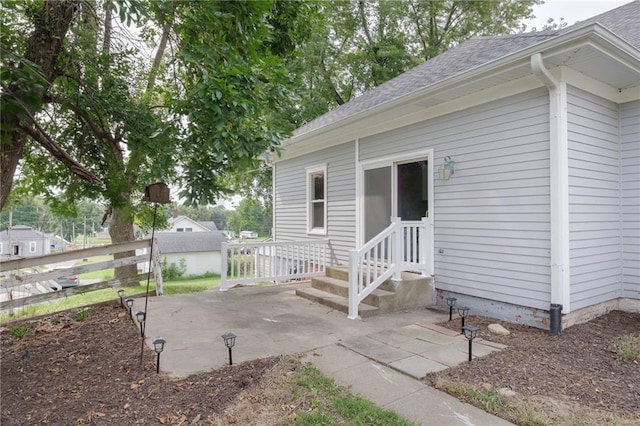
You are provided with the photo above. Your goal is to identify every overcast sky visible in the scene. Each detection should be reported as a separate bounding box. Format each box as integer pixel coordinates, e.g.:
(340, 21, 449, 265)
(523, 0, 630, 30)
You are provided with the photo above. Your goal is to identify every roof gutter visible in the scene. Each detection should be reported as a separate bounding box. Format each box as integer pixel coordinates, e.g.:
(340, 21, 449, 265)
(531, 53, 571, 319)
(285, 23, 638, 152)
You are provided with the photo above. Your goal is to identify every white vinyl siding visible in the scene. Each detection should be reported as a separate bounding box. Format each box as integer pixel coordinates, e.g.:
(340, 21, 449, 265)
(274, 142, 356, 264)
(567, 87, 622, 309)
(620, 100, 640, 299)
(361, 88, 551, 310)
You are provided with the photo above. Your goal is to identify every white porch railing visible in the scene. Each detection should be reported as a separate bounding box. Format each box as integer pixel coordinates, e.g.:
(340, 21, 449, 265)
(348, 217, 432, 319)
(220, 239, 329, 290)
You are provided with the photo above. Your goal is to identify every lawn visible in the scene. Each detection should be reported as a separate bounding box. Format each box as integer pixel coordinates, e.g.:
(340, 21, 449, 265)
(0, 274, 220, 323)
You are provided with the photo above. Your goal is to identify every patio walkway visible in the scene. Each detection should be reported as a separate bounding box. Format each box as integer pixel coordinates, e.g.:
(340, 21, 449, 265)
(136, 281, 512, 425)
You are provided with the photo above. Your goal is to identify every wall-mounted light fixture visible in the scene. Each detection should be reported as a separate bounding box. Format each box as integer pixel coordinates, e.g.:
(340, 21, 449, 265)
(439, 156, 455, 180)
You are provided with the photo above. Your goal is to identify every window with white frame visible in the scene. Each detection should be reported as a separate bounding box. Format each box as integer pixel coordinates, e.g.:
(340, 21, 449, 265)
(306, 165, 327, 234)
(29, 241, 37, 253)
(0, 242, 3, 254)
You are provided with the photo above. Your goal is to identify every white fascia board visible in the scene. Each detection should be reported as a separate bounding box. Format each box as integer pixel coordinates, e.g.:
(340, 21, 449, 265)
(281, 23, 639, 160)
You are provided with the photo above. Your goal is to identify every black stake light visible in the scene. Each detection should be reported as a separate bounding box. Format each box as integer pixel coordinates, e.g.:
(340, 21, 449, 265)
(462, 325, 479, 362)
(446, 297, 457, 321)
(125, 298, 134, 321)
(222, 332, 237, 366)
(135, 311, 146, 338)
(152, 337, 166, 374)
(117, 289, 125, 308)
(457, 306, 470, 333)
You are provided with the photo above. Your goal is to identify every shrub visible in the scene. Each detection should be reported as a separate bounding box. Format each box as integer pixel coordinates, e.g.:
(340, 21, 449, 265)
(161, 257, 187, 280)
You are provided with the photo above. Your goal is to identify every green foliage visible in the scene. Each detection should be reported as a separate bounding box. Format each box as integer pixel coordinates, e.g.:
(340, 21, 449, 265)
(161, 257, 186, 280)
(8, 323, 30, 339)
(227, 198, 269, 235)
(615, 334, 640, 362)
(4, 0, 316, 237)
(73, 307, 90, 322)
(291, 0, 538, 123)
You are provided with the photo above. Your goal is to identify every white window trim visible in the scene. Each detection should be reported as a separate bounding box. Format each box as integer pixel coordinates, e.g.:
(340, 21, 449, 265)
(306, 164, 327, 235)
(29, 241, 37, 253)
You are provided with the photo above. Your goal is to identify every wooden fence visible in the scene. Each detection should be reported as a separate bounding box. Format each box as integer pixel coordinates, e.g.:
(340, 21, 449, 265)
(0, 239, 162, 312)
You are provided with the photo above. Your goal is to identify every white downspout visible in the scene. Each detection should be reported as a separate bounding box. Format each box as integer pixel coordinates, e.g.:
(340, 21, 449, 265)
(531, 53, 571, 314)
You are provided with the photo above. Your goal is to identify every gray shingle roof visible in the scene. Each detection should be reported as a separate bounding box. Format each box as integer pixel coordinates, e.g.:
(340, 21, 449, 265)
(292, 1, 639, 138)
(198, 221, 218, 231)
(155, 231, 224, 254)
(0, 226, 47, 242)
(570, 0, 640, 48)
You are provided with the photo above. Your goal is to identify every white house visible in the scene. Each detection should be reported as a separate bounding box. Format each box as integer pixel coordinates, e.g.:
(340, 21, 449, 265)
(155, 231, 225, 276)
(0, 225, 51, 258)
(167, 212, 217, 233)
(270, 2, 640, 329)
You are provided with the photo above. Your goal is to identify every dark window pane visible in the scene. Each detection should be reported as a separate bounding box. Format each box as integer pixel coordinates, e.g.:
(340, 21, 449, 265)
(313, 202, 324, 228)
(313, 172, 324, 200)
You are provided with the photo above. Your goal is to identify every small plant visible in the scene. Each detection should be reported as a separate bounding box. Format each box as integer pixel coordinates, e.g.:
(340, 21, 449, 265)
(615, 334, 640, 362)
(161, 257, 187, 280)
(8, 324, 30, 339)
(74, 308, 90, 322)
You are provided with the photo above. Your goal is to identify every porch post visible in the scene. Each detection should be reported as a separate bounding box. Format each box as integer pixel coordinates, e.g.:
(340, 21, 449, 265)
(348, 250, 359, 319)
(220, 241, 229, 291)
(421, 216, 429, 277)
(392, 217, 402, 281)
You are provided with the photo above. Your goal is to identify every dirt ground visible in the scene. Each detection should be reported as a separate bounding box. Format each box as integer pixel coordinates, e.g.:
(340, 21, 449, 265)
(2, 302, 639, 425)
(427, 310, 640, 423)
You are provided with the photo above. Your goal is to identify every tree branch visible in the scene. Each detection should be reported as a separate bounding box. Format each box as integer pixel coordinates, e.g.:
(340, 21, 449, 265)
(19, 122, 100, 184)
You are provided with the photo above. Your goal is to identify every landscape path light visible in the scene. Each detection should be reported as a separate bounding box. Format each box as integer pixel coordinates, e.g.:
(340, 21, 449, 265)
(152, 337, 166, 374)
(125, 298, 134, 321)
(117, 289, 125, 308)
(462, 325, 479, 362)
(222, 332, 237, 366)
(446, 297, 457, 321)
(135, 311, 146, 338)
(457, 306, 470, 333)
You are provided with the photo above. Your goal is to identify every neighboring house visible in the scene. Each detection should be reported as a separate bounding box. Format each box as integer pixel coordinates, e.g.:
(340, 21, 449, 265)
(271, 2, 639, 328)
(155, 231, 225, 276)
(0, 225, 51, 258)
(167, 211, 217, 232)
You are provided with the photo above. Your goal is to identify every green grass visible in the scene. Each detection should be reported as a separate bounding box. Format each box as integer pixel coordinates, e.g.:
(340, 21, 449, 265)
(8, 323, 30, 338)
(0, 275, 220, 324)
(286, 364, 417, 426)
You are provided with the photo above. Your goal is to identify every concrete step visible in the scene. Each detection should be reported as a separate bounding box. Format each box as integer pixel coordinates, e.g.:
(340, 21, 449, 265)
(326, 266, 350, 281)
(311, 275, 397, 309)
(295, 287, 380, 318)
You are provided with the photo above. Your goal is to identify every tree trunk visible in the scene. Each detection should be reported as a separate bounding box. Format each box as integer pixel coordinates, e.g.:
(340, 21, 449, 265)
(0, 0, 80, 210)
(109, 204, 139, 286)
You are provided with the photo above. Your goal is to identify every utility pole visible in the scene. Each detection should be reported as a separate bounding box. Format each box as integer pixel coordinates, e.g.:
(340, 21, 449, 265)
(83, 216, 87, 249)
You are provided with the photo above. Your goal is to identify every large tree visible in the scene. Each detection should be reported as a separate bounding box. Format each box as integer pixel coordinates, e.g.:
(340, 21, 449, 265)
(1, 0, 314, 282)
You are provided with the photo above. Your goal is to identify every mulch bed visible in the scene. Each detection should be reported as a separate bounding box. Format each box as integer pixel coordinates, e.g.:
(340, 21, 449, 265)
(1, 303, 279, 425)
(426, 310, 640, 414)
